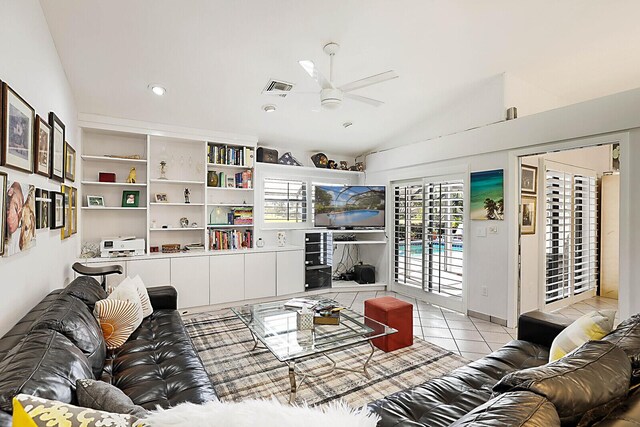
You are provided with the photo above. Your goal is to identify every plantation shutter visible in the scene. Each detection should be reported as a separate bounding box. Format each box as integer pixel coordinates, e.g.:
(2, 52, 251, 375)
(263, 178, 307, 223)
(394, 183, 424, 288)
(544, 164, 598, 305)
(394, 178, 464, 300)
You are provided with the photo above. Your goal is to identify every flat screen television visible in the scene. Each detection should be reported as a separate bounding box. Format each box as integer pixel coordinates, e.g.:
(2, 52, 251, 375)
(314, 185, 386, 229)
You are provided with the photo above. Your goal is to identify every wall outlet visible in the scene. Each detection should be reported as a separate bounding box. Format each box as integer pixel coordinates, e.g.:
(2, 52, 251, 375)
(481, 286, 488, 296)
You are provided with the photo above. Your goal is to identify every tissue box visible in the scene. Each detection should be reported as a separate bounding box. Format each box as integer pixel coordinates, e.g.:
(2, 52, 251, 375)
(296, 310, 314, 330)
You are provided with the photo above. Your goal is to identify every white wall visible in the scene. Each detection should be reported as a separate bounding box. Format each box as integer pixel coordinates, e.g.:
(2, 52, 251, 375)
(519, 145, 612, 314)
(366, 86, 640, 326)
(504, 73, 568, 118)
(0, 0, 79, 335)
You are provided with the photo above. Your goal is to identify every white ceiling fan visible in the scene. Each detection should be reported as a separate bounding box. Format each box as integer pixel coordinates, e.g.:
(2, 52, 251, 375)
(266, 42, 398, 110)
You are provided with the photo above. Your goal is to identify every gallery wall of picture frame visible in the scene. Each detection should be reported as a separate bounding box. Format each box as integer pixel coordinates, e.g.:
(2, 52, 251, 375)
(520, 164, 538, 235)
(0, 78, 78, 257)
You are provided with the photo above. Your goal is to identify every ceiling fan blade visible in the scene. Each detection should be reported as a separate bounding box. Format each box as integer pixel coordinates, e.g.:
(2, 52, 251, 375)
(299, 60, 334, 89)
(344, 93, 384, 107)
(339, 70, 398, 93)
(263, 90, 317, 96)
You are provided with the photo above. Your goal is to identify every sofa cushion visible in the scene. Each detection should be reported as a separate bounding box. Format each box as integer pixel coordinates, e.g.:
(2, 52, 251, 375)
(0, 329, 93, 412)
(76, 379, 148, 418)
(451, 391, 561, 427)
(102, 309, 217, 409)
(0, 290, 63, 364)
(30, 293, 106, 378)
(494, 340, 631, 425)
(549, 310, 616, 362)
(60, 276, 108, 311)
(603, 314, 640, 381)
(592, 387, 640, 426)
(368, 340, 550, 427)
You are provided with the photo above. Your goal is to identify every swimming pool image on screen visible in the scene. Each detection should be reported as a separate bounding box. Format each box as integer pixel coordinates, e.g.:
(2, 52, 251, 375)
(314, 185, 385, 228)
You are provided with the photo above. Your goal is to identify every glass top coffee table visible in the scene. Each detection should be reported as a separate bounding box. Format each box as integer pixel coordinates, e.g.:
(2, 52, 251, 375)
(232, 298, 397, 402)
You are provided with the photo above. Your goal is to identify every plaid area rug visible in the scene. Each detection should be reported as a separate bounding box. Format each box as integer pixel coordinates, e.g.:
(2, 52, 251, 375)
(183, 311, 468, 408)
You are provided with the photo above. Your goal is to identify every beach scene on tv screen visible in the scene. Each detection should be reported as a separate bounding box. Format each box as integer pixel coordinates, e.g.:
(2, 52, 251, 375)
(315, 186, 385, 228)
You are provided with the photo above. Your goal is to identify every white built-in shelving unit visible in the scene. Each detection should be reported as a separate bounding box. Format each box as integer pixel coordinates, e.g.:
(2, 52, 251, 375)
(80, 126, 256, 254)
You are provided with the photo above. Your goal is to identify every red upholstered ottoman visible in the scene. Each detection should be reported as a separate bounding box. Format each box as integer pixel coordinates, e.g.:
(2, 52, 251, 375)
(365, 296, 413, 352)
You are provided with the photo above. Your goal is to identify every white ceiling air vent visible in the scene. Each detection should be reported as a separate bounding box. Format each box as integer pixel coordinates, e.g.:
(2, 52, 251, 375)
(262, 79, 294, 97)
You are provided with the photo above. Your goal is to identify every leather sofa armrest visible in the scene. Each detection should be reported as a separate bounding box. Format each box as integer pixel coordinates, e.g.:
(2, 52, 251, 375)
(147, 286, 178, 310)
(517, 311, 573, 348)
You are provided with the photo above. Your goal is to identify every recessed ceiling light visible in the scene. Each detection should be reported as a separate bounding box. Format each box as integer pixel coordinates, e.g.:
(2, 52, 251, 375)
(148, 84, 166, 96)
(263, 104, 277, 113)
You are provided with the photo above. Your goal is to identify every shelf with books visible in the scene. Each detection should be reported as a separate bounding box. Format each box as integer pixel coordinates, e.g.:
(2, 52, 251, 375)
(206, 168, 253, 190)
(207, 224, 254, 228)
(207, 227, 253, 251)
(207, 143, 254, 168)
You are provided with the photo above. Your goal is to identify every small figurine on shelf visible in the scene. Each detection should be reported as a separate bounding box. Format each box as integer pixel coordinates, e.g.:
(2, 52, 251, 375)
(159, 161, 168, 180)
(339, 161, 349, 170)
(126, 167, 136, 183)
(184, 188, 190, 204)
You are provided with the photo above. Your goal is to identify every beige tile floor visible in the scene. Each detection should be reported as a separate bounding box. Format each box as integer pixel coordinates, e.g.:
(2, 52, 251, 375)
(325, 291, 618, 361)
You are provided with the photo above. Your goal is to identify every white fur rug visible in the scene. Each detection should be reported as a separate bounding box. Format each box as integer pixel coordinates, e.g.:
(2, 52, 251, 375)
(141, 399, 380, 427)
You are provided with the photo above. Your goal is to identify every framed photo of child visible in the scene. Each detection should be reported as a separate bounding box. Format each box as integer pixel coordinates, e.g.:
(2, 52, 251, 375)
(5, 181, 36, 256)
(122, 190, 140, 207)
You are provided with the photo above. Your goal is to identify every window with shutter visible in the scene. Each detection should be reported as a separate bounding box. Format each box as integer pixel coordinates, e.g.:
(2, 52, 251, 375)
(263, 178, 307, 223)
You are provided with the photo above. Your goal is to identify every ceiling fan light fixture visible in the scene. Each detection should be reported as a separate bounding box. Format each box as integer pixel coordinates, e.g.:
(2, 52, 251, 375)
(148, 84, 166, 96)
(262, 104, 277, 113)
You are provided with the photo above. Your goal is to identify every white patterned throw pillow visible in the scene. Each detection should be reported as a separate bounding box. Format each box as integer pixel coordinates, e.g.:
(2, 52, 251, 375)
(94, 279, 144, 349)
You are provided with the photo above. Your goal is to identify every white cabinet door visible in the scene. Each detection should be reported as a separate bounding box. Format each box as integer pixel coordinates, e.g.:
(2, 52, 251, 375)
(210, 254, 245, 304)
(277, 250, 304, 296)
(171, 256, 210, 309)
(245, 252, 276, 300)
(126, 259, 170, 287)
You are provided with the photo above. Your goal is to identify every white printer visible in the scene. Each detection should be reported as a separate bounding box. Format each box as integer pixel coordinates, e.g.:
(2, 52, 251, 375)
(100, 237, 145, 258)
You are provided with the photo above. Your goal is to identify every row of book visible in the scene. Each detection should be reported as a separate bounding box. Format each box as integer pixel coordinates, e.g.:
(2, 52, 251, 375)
(232, 207, 253, 225)
(208, 229, 253, 250)
(208, 144, 254, 167)
(209, 170, 253, 189)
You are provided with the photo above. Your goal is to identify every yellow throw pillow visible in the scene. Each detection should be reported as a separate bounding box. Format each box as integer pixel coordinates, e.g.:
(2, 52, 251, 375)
(12, 394, 142, 427)
(549, 309, 616, 362)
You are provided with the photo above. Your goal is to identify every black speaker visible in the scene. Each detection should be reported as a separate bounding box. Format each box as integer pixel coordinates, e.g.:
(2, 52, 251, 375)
(353, 264, 375, 284)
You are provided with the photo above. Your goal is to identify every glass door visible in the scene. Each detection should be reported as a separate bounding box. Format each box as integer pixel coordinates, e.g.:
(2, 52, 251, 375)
(394, 175, 465, 311)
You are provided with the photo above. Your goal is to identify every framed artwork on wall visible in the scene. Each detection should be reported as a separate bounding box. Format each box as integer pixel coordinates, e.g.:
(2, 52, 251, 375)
(521, 165, 538, 194)
(0, 172, 6, 255)
(1, 83, 35, 173)
(71, 187, 77, 235)
(34, 116, 52, 177)
(5, 181, 36, 256)
(61, 185, 71, 239)
(521, 195, 537, 235)
(470, 169, 504, 220)
(50, 190, 65, 230)
(65, 143, 76, 182)
(35, 188, 50, 230)
(49, 112, 65, 182)
(122, 190, 140, 207)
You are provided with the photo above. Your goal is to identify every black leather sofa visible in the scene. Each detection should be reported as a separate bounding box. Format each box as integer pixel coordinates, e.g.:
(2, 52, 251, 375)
(369, 311, 640, 426)
(0, 276, 217, 425)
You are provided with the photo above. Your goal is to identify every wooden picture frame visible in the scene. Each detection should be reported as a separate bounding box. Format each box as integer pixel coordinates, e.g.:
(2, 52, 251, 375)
(65, 143, 76, 182)
(50, 190, 65, 230)
(521, 195, 536, 235)
(521, 165, 538, 194)
(61, 185, 71, 239)
(34, 115, 52, 177)
(122, 190, 140, 207)
(1, 83, 35, 173)
(154, 193, 168, 203)
(71, 187, 77, 235)
(49, 112, 65, 182)
(0, 172, 7, 255)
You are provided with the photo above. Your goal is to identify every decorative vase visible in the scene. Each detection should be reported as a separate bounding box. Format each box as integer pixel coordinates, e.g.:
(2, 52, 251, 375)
(208, 171, 218, 187)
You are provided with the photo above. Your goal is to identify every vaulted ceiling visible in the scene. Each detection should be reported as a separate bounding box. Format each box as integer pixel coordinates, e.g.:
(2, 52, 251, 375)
(40, 0, 640, 155)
